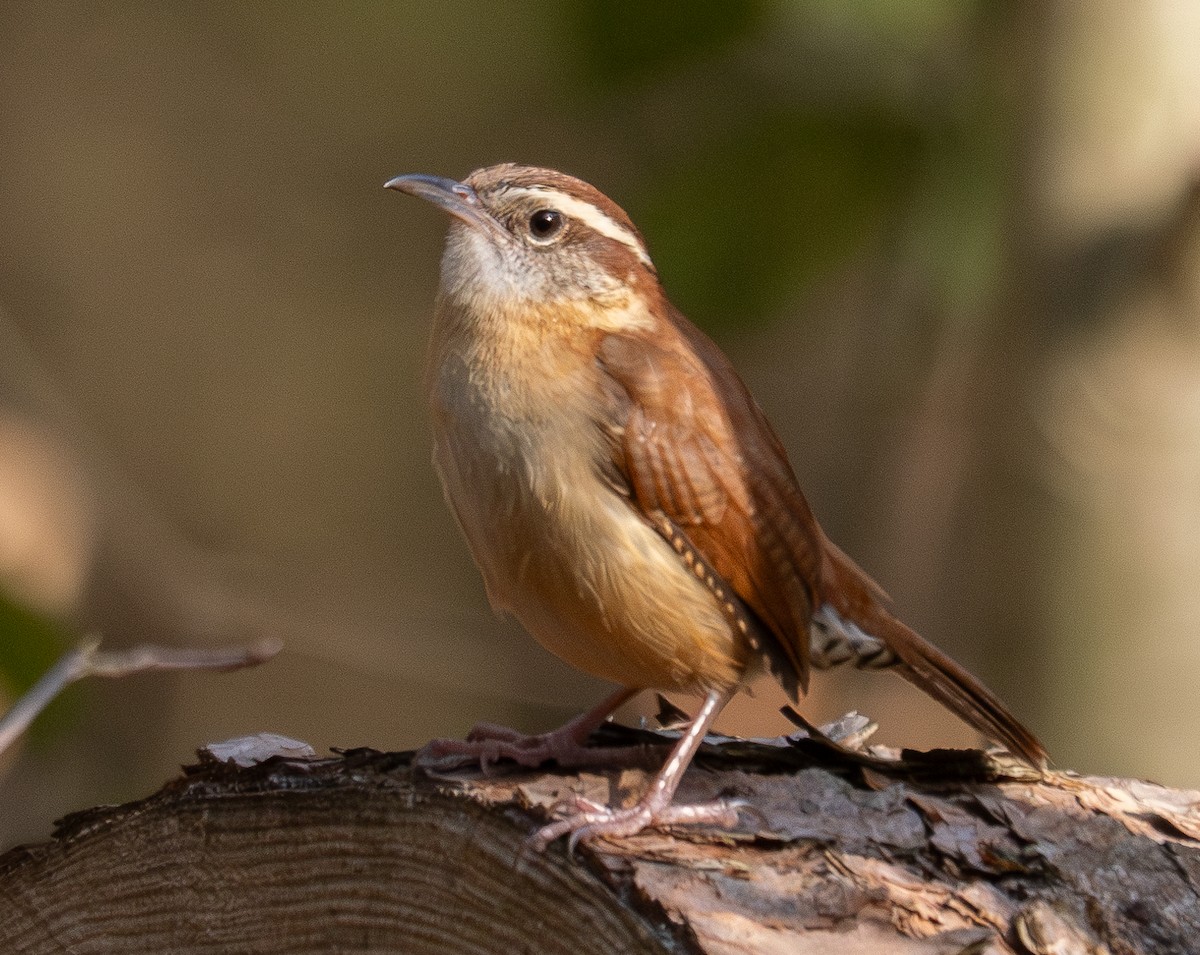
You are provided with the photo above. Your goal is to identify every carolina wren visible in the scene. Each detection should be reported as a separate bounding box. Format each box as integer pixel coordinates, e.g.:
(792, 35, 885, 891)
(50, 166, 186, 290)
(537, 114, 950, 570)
(386, 163, 1046, 849)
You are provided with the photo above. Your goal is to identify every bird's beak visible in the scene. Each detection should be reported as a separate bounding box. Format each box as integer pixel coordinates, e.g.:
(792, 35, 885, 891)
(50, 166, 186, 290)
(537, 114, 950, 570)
(384, 173, 503, 236)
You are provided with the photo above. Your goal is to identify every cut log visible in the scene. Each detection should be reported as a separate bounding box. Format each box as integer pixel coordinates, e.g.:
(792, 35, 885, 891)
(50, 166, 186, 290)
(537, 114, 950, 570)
(1, 727, 1198, 954)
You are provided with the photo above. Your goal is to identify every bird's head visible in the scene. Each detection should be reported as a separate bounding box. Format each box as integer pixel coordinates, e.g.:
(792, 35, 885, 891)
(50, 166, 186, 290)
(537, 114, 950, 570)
(386, 164, 663, 328)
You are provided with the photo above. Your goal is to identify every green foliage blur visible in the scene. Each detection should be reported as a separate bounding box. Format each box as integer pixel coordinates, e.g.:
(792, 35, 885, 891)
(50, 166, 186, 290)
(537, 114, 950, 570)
(562, 0, 999, 332)
(570, 0, 769, 88)
(636, 112, 924, 330)
(0, 590, 70, 741)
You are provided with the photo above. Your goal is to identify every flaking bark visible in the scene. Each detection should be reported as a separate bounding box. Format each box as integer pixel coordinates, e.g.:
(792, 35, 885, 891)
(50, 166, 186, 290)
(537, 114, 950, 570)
(0, 728, 1196, 954)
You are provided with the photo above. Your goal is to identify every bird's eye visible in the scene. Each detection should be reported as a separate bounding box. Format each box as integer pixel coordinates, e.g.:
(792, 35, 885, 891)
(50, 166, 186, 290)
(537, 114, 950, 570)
(527, 209, 565, 242)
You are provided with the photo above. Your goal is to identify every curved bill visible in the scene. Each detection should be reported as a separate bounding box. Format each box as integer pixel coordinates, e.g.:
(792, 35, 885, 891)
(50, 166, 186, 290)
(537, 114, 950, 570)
(384, 173, 504, 236)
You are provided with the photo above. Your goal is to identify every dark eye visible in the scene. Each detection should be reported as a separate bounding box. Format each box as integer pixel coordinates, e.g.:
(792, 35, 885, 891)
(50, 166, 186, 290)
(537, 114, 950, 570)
(528, 209, 564, 241)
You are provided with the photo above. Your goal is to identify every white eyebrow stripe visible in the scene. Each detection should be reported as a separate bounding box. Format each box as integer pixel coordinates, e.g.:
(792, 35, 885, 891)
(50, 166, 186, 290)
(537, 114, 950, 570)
(502, 186, 653, 267)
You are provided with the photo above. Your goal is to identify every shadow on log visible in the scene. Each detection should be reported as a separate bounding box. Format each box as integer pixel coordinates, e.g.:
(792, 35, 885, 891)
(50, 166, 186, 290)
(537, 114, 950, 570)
(1, 726, 1199, 954)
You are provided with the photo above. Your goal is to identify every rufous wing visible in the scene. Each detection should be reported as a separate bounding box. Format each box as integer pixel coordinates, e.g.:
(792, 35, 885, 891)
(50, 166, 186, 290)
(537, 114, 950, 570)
(596, 308, 1047, 767)
(595, 308, 830, 696)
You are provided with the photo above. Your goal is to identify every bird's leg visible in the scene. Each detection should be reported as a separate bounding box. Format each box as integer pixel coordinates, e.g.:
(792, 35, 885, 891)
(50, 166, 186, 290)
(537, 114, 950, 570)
(416, 686, 650, 772)
(531, 687, 740, 852)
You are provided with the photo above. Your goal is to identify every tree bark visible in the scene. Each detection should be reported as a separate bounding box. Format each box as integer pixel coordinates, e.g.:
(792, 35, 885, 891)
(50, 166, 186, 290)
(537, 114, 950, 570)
(1, 729, 1197, 954)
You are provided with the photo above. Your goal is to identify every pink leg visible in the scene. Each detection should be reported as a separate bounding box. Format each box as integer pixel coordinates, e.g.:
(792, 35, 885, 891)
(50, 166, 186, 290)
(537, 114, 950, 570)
(531, 687, 742, 852)
(416, 687, 646, 773)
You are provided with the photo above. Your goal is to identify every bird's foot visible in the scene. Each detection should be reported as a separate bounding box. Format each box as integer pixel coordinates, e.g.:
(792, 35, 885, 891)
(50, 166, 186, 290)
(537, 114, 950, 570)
(416, 722, 654, 774)
(531, 793, 744, 853)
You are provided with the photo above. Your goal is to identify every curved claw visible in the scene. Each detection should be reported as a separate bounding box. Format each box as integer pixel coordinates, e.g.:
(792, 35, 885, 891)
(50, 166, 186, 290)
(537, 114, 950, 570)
(722, 797, 765, 827)
(415, 719, 653, 776)
(566, 805, 655, 855)
(528, 798, 745, 854)
(415, 726, 577, 774)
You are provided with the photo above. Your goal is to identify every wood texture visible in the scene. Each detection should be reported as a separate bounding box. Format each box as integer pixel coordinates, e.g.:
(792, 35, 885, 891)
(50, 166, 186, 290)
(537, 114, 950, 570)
(1, 729, 1198, 953)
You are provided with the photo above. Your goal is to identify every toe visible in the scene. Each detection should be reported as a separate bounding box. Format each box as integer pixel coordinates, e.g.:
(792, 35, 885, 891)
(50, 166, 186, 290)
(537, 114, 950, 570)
(530, 797, 745, 852)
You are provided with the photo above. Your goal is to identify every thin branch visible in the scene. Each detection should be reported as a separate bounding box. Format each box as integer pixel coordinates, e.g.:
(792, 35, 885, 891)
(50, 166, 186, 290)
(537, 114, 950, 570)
(0, 636, 283, 757)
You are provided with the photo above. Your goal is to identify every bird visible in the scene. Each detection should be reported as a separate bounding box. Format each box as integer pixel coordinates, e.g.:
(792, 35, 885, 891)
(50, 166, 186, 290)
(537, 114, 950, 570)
(384, 163, 1046, 850)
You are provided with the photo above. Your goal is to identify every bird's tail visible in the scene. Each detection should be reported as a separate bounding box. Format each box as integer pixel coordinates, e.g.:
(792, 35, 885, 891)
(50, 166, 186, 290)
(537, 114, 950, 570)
(878, 613, 1047, 767)
(819, 540, 1047, 768)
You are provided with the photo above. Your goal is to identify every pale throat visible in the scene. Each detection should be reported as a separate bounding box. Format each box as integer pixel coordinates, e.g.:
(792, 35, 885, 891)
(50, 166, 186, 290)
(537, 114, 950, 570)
(440, 229, 657, 336)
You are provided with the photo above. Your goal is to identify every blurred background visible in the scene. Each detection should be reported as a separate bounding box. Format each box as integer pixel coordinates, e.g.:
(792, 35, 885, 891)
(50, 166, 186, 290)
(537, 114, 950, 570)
(3, 0, 1200, 848)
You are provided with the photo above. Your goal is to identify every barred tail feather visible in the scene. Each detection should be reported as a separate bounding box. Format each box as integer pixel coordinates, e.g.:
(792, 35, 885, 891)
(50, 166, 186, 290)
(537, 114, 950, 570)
(876, 613, 1047, 767)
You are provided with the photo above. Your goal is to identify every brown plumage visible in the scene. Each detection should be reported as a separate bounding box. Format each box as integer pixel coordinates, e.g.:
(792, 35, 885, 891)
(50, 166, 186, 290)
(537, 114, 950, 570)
(596, 305, 1046, 766)
(386, 163, 1046, 849)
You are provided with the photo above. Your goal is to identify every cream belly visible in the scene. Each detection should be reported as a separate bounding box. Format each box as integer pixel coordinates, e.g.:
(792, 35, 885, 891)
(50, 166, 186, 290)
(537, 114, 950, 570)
(428, 349, 749, 694)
